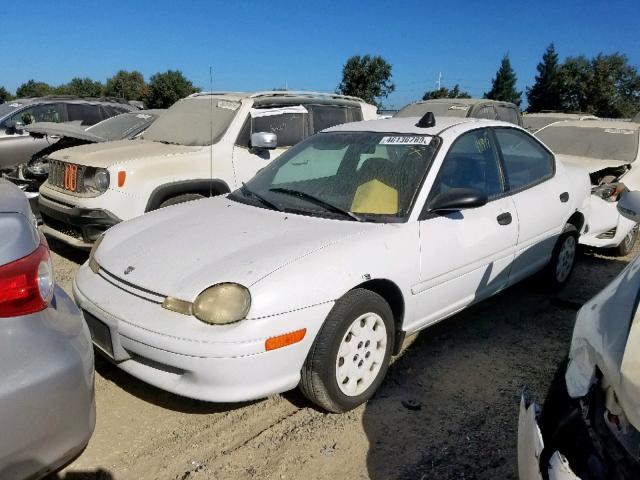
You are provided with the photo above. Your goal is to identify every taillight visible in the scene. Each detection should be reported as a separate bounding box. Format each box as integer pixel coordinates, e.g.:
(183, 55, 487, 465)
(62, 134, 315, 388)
(0, 241, 55, 317)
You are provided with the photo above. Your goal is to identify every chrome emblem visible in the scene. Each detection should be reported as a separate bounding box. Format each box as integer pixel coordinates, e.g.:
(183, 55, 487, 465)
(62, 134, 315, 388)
(124, 266, 135, 275)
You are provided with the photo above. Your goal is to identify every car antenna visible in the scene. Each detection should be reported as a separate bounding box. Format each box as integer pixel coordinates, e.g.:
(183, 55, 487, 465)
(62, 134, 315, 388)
(209, 66, 214, 198)
(416, 111, 436, 128)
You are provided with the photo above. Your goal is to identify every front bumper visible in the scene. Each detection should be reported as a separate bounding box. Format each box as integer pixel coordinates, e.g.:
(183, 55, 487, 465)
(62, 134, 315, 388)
(39, 193, 121, 248)
(0, 286, 95, 480)
(73, 263, 333, 403)
(518, 397, 580, 480)
(580, 196, 637, 249)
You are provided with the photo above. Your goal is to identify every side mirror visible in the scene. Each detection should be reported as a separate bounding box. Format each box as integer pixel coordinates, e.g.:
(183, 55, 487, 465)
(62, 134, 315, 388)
(250, 132, 277, 151)
(427, 188, 488, 214)
(617, 190, 640, 223)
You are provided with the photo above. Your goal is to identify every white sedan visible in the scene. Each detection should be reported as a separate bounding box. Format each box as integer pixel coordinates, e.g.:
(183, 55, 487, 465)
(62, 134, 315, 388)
(74, 114, 591, 412)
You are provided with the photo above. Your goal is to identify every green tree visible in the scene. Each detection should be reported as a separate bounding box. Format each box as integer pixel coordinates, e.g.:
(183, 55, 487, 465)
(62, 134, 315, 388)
(484, 54, 522, 106)
(422, 84, 471, 100)
(15, 80, 53, 98)
(527, 43, 561, 112)
(337, 54, 395, 107)
(556, 53, 640, 117)
(0, 86, 13, 102)
(56, 77, 104, 97)
(145, 70, 200, 108)
(104, 70, 148, 101)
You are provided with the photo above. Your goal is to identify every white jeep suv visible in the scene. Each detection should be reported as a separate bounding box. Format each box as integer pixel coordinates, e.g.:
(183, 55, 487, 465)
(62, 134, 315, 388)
(38, 91, 376, 248)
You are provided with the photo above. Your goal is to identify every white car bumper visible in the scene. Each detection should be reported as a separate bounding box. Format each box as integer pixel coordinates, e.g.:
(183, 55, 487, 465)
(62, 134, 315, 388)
(518, 396, 581, 480)
(73, 264, 334, 402)
(580, 195, 637, 249)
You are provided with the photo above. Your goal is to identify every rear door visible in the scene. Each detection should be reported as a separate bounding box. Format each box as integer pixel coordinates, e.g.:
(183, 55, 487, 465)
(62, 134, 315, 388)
(413, 128, 518, 329)
(492, 127, 570, 283)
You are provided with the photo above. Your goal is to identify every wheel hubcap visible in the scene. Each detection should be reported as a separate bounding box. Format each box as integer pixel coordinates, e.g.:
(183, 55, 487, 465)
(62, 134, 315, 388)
(335, 312, 387, 397)
(555, 236, 576, 283)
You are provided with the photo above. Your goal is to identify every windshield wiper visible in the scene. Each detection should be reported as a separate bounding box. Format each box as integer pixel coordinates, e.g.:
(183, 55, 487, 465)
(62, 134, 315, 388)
(241, 183, 282, 211)
(269, 187, 362, 222)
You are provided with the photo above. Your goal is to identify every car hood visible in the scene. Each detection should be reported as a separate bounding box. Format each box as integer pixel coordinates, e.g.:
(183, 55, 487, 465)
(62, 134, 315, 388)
(47, 138, 201, 168)
(95, 196, 374, 300)
(566, 254, 640, 430)
(25, 121, 105, 143)
(556, 154, 630, 174)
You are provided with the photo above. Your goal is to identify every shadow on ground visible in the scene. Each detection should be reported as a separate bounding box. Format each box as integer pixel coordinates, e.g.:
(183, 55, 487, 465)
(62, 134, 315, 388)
(363, 250, 630, 480)
(94, 352, 258, 415)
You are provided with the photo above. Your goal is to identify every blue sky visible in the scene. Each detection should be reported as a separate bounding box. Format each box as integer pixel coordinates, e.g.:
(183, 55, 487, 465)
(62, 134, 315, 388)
(2, 0, 638, 109)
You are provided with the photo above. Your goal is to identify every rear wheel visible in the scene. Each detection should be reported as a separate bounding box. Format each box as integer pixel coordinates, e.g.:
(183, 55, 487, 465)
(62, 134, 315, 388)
(613, 225, 638, 257)
(159, 193, 205, 208)
(542, 224, 578, 291)
(300, 289, 394, 413)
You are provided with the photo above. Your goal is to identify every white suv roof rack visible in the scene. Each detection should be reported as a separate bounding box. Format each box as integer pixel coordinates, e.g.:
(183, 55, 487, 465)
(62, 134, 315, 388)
(189, 90, 365, 103)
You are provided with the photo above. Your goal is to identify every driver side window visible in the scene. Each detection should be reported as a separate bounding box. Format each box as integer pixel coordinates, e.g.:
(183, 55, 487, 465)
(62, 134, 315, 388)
(429, 129, 503, 201)
(9, 104, 62, 126)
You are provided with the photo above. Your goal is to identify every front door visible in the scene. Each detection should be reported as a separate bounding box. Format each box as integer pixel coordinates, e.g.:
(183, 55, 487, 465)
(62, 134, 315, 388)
(412, 128, 518, 330)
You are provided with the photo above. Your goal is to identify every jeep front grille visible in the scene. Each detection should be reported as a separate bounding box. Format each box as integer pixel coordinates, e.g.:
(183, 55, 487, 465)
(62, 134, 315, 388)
(48, 160, 86, 193)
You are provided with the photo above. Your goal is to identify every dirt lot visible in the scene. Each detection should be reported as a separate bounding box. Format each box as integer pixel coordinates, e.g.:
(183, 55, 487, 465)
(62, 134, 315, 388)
(47, 239, 637, 480)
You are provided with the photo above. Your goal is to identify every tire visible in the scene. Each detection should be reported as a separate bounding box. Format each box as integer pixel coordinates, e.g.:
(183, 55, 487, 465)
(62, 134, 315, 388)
(613, 225, 638, 257)
(159, 193, 205, 208)
(300, 288, 395, 413)
(541, 224, 579, 292)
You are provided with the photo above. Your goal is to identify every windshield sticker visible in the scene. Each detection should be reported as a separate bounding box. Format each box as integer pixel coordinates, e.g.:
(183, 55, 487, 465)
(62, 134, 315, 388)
(250, 105, 308, 118)
(136, 114, 152, 119)
(9, 103, 22, 108)
(604, 128, 635, 135)
(217, 100, 241, 111)
(448, 105, 470, 111)
(475, 137, 491, 153)
(380, 136, 431, 145)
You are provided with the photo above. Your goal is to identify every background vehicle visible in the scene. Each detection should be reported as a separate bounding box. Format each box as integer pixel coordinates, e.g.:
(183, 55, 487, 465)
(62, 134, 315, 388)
(522, 111, 598, 133)
(518, 191, 640, 480)
(74, 115, 589, 413)
(38, 90, 377, 248)
(536, 120, 640, 255)
(395, 98, 523, 126)
(0, 179, 95, 480)
(3, 110, 164, 219)
(0, 96, 138, 170)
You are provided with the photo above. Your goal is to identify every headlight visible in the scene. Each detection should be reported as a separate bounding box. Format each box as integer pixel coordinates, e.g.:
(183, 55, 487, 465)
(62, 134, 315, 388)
(163, 283, 251, 325)
(26, 156, 50, 176)
(85, 168, 110, 194)
(88, 234, 104, 273)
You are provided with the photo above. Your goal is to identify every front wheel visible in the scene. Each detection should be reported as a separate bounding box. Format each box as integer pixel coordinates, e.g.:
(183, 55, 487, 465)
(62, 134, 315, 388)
(542, 224, 578, 292)
(300, 289, 394, 413)
(613, 225, 638, 257)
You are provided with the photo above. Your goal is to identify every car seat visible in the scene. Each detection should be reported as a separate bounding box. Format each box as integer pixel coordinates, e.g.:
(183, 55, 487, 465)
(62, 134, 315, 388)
(351, 157, 399, 214)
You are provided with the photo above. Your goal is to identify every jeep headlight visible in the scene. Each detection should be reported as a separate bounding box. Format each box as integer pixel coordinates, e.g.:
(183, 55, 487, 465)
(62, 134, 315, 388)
(85, 168, 110, 194)
(163, 283, 251, 325)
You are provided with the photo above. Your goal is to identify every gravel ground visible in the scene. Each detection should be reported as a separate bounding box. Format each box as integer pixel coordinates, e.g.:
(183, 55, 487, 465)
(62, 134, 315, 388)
(46, 238, 637, 480)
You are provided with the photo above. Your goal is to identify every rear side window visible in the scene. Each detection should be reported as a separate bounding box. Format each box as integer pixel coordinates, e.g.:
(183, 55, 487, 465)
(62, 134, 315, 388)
(310, 106, 348, 133)
(66, 104, 102, 126)
(430, 128, 503, 200)
(496, 106, 520, 125)
(474, 105, 497, 120)
(494, 128, 554, 191)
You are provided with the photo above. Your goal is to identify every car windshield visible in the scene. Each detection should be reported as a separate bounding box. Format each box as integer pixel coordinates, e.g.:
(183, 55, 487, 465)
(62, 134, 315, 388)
(231, 131, 439, 222)
(87, 112, 158, 140)
(395, 102, 470, 118)
(143, 96, 240, 146)
(536, 125, 639, 162)
(0, 101, 24, 119)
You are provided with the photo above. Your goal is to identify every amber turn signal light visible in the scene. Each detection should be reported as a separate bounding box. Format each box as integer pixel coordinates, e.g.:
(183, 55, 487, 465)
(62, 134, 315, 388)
(117, 171, 126, 187)
(265, 329, 306, 351)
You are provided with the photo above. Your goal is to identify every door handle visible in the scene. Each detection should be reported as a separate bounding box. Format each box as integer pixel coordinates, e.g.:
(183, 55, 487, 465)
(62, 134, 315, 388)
(559, 192, 569, 203)
(497, 212, 512, 225)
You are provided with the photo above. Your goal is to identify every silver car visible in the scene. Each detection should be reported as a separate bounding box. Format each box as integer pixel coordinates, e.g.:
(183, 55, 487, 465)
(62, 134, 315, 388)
(0, 179, 95, 479)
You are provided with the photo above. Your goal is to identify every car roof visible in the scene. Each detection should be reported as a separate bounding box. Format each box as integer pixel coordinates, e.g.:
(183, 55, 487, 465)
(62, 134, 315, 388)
(405, 98, 517, 107)
(325, 116, 513, 135)
(543, 120, 640, 130)
(189, 90, 368, 104)
(9, 96, 137, 107)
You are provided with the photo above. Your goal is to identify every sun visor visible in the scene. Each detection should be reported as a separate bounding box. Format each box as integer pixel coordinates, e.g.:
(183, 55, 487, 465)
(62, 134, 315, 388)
(250, 105, 308, 118)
